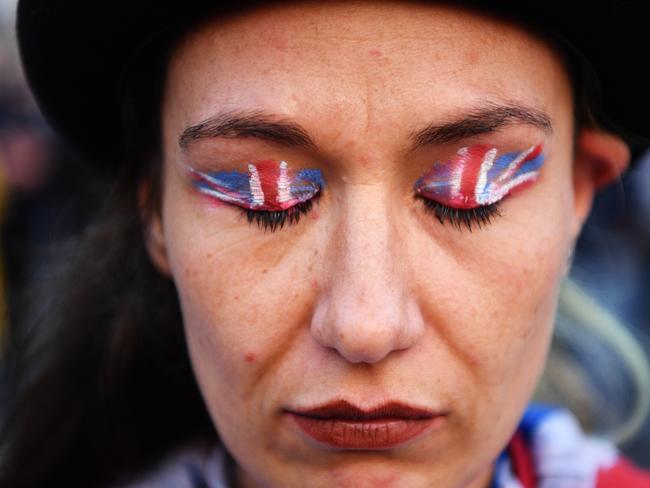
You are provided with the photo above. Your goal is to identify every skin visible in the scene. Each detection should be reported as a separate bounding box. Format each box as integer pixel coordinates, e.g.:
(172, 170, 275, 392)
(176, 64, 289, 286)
(147, 2, 629, 487)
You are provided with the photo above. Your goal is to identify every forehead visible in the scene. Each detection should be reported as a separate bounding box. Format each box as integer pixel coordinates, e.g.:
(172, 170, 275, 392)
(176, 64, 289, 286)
(163, 1, 572, 146)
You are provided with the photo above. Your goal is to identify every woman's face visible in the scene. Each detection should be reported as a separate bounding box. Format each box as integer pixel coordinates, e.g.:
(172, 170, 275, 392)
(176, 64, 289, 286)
(154, 2, 589, 487)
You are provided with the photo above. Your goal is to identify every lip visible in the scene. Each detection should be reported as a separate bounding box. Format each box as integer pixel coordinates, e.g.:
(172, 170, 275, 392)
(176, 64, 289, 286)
(287, 399, 444, 449)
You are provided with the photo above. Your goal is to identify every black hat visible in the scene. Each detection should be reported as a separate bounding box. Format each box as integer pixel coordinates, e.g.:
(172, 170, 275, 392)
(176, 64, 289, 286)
(16, 0, 650, 168)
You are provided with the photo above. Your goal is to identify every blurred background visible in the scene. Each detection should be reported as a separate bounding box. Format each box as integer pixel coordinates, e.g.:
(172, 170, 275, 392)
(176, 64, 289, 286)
(0, 0, 96, 334)
(1, 0, 649, 469)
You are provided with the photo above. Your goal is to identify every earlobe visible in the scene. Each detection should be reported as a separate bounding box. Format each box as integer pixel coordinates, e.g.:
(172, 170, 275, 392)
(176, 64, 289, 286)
(146, 214, 172, 276)
(139, 183, 172, 277)
(571, 129, 630, 236)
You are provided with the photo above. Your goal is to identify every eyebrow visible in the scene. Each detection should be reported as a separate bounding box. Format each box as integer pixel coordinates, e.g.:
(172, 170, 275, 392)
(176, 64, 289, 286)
(179, 102, 553, 152)
(179, 111, 317, 150)
(411, 102, 553, 148)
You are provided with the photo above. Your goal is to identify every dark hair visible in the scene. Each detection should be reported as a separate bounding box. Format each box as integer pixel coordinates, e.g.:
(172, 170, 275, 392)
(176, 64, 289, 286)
(0, 20, 217, 488)
(0, 5, 618, 488)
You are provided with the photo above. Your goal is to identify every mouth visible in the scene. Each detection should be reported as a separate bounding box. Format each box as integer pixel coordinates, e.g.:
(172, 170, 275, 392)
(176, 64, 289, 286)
(286, 399, 445, 449)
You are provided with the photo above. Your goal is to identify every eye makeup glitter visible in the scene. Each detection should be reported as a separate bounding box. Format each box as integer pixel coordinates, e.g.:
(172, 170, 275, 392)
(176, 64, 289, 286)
(414, 144, 545, 209)
(188, 159, 325, 211)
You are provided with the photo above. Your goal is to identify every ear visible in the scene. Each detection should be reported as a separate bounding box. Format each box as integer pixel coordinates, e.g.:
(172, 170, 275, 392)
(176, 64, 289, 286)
(570, 128, 630, 236)
(139, 182, 172, 276)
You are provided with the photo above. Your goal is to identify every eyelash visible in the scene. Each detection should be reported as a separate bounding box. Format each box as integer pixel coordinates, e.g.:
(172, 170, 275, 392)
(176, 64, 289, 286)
(418, 196, 502, 231)
(238, 192, 501, 233)
(240, 193, 321, 232)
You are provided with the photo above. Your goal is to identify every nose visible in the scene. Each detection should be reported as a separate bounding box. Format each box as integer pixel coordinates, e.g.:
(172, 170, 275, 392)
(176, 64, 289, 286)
(310, 190, 425, 364)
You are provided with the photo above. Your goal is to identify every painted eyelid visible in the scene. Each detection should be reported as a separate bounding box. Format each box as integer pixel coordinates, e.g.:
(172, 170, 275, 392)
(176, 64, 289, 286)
(187, 159, 325, 211)
(414, 143, 545, 209)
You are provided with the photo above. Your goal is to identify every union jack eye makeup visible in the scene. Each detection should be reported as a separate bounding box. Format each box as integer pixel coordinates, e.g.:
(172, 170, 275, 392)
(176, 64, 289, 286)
(414, 144, 545, 230)
(189, 159, 325, 231)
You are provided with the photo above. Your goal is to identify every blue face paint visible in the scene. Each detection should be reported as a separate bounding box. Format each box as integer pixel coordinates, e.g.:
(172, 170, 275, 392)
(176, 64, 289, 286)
(189, 159, 325, 210)
(414, 143, 545, 209)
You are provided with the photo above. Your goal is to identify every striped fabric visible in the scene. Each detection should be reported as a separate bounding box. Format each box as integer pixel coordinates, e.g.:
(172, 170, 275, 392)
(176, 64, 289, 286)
(493, 405, 650, 488)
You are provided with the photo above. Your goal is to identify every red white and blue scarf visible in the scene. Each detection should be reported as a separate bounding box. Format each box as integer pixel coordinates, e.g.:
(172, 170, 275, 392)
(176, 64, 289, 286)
(492, 405, 650, 488)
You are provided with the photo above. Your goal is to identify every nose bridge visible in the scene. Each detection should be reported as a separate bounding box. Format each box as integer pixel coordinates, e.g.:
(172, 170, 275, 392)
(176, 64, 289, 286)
(338, 196, 397, 307)
(311, 188, 424, 363)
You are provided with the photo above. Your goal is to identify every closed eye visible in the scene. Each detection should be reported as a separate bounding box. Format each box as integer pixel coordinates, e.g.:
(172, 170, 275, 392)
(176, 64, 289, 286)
(414, 143, 544, 231)
(188, 159, 325, 232)
(240, 193, 321, 232)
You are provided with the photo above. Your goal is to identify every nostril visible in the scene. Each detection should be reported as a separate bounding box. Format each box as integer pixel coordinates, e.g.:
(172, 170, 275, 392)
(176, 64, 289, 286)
(337, 338, 400, 364)
(337, 326, 400, 363)
(310, 295, 423, 365)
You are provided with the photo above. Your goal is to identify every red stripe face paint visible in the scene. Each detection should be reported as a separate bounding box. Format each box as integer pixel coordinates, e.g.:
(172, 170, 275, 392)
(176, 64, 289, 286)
(188, 160, 325, 211)
(414, 144, 545, 209)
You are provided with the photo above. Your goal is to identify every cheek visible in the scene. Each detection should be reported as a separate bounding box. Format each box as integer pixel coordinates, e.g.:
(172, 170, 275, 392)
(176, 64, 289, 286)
(416, 178, 573, 392)
(170, 237, 302, 372)
(412, 199, 571, 457)
(160, 186, 322, 423)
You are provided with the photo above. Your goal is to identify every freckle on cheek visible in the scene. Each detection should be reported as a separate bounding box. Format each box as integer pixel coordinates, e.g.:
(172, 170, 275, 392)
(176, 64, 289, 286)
(465, 50, 479, 64)
(358, 154, 372, 167)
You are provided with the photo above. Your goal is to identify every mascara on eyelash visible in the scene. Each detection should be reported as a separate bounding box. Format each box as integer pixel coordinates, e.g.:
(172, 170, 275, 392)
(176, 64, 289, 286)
(241, 195, 320, 232)
(414, 143, 545, 210)
(420, 198, 502, 231)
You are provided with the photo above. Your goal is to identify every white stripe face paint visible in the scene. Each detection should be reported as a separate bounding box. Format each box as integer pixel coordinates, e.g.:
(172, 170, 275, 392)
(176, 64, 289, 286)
(248, 163, 265, 207)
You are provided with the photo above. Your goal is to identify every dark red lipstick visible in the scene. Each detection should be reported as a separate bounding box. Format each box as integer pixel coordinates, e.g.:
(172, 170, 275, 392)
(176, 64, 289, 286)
(288, 400, 443, 449)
